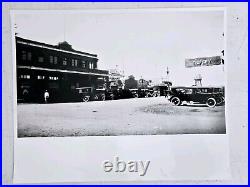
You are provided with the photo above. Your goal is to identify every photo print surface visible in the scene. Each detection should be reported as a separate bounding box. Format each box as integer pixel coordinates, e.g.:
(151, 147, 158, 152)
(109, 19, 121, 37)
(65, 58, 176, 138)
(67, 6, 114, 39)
(14, 9, 226, 137)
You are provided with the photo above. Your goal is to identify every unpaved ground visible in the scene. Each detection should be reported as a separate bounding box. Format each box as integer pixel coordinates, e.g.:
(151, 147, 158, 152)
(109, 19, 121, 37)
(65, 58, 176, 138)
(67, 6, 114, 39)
(17, 97, 226, 137)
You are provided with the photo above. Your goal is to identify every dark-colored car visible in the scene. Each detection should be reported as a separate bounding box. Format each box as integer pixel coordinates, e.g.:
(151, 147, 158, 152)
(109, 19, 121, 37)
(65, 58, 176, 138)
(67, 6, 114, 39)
(167, 86, 225, 107)
(129, 88, 149, 98)
(76, 87, 106, 102)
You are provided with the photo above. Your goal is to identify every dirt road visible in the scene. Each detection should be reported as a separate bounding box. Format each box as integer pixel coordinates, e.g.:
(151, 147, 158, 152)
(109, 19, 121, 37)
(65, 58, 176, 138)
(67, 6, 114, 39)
(17, 97, 226, 137)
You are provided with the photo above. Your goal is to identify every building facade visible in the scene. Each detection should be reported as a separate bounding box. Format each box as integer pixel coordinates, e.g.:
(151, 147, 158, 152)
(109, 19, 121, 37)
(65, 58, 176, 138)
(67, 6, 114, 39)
(16, 37, 108, 103)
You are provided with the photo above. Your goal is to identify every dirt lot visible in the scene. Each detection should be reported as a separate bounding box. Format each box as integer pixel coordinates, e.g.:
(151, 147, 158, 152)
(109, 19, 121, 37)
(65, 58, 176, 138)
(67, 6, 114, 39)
(17, 97, 226, 137)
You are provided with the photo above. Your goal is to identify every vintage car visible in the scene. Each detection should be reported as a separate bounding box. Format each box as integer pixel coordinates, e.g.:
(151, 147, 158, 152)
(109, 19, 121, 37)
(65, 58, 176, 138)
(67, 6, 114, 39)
(144, 88, 160, 97)
(129, 89, 140, 98)
(167, 86, 225, 107)
(128, 88, 148, 98)
(75, 87, 106, 102)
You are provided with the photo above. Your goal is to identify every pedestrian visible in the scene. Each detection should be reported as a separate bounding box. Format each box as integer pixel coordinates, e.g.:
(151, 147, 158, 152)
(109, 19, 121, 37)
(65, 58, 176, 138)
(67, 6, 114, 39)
(44, 90, 49, 103)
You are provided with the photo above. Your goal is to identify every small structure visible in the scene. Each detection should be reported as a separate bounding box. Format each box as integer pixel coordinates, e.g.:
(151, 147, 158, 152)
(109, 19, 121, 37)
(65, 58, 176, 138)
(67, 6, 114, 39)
(194, 74, 202, 87)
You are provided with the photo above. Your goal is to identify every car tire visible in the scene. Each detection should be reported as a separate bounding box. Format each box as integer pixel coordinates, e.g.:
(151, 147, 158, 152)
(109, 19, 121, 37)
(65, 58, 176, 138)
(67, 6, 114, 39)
(216, 97, 223, 105)
(101, 94, 106, 101)
(83, 96, 90, 102)
(206, 98, 216, 107)
(134, 94, 139, 98)
(171, 97, 181, 106)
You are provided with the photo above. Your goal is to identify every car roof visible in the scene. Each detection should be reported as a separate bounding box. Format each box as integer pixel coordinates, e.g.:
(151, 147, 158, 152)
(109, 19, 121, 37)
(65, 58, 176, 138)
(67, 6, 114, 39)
(75, 87, 93, 89)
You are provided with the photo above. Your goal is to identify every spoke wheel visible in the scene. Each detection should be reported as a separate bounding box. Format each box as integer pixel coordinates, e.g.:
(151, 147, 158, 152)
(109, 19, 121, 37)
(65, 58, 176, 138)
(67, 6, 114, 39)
(171, 97, 181, 106)
(206, 98, 216, 107)
(83, 96, 90, 102)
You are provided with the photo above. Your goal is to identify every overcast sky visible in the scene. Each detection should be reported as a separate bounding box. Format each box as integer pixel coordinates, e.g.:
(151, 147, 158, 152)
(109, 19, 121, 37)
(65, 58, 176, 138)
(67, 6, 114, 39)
(13, 9, 225, 86)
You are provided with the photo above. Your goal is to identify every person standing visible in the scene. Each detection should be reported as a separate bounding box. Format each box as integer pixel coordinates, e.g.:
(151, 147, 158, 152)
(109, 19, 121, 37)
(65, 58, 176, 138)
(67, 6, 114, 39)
(44, 90, 49, 103)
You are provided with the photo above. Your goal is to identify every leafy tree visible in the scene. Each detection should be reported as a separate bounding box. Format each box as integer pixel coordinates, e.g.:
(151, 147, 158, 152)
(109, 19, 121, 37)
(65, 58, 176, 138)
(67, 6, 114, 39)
(124, 75, 138, 89)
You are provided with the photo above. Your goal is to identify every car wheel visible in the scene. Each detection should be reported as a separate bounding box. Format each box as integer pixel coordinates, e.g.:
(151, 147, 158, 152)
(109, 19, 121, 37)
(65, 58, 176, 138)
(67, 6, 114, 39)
(134, 94, 139, 98)
(216, 97, 223, 105)
(206, 98, 216, 107)
(171, 97, 181, 106)
(83, 96, 90, 102)
(101, 94, 105, 101)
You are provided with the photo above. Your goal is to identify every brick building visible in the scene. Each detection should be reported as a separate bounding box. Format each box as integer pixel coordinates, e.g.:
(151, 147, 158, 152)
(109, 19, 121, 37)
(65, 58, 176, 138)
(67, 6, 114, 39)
(15, 37, 108, 102)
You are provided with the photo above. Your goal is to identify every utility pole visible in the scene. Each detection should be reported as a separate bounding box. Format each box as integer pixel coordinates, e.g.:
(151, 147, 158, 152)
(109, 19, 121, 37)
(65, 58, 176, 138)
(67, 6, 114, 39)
(166, 67, 169, 81)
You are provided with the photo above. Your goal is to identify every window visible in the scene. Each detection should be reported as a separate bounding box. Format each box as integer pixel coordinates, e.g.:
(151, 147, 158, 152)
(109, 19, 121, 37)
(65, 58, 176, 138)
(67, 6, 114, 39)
(21, 51, 27, 60)
(72, 59, 78, 67)
(63, 58, 67, 65)
(20, 75, 30, 79)
(49, 76, 59, 80)
(89, 62, 94, 69)
(49, 56, 58, 64)
(184, 89, 192, 94)
(49, 56, 53, 64)
(82, 61, 86, 68)
(27, 52, 32, 61)
(37, 75, 45, 80)
(54, 56, 58, 64)
(38, 57, 44, 63)
(21, 51, 32, 61)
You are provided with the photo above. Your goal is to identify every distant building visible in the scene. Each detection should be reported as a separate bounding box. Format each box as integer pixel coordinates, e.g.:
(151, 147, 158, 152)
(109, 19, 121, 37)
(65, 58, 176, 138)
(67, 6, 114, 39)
(16, 37, 108, 102)
(108, 68, 125, 89)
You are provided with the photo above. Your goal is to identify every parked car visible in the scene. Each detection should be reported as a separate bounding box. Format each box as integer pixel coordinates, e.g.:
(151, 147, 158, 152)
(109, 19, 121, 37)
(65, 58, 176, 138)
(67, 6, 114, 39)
(129, 88, 150, 98)
(75, 87, 106, 102)
(129, 89, 140, 98)
(167, 86, 225, 107)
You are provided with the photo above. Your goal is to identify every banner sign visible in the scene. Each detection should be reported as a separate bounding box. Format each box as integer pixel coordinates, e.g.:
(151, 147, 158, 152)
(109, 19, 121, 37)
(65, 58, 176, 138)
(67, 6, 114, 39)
(185, 56, 222, 68)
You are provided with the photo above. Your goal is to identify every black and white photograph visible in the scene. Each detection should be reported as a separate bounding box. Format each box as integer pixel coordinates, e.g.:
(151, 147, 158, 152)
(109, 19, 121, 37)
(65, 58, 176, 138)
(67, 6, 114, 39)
(14, 9, 226, 138)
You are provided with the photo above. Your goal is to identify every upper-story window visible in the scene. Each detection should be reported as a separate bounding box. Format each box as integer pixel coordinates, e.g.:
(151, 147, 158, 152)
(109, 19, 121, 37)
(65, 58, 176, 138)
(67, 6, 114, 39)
(49, 56, 53, 63)
(72, 59, 78, 67)
(27, 52, 32, 61)
(21, 51, 32, 61)
(54, 56, 58, 64)
(82, 60, 86, 68)
(89, 62, 95, 69)
(38, 57, 44, 63)
(21, 51, 27, 60)
(49, 56, 58, 64)
(63, 58, 67, 66)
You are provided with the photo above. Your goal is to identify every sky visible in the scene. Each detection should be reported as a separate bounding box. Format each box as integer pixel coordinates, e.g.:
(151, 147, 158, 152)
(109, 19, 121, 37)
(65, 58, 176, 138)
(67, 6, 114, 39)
(13, 9, 225, 86)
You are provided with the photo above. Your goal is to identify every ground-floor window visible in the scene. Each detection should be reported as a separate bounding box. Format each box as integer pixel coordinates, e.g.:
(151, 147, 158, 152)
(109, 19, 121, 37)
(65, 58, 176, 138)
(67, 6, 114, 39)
(20, 75, 30, 79)
(49, 76, 59, 80)
(37, 75, 45, 80)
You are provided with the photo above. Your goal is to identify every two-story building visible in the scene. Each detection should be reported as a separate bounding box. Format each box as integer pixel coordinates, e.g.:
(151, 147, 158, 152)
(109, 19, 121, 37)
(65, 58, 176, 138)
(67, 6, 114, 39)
(15, 36, 108, 102)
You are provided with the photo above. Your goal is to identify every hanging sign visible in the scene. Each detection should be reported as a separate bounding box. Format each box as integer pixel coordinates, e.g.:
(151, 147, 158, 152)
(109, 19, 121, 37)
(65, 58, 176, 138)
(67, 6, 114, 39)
(185, 56, 222, 68)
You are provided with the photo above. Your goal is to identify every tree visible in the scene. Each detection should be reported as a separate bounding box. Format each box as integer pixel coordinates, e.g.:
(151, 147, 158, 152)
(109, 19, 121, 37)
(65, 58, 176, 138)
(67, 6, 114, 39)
(124, 75, 138, 89)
